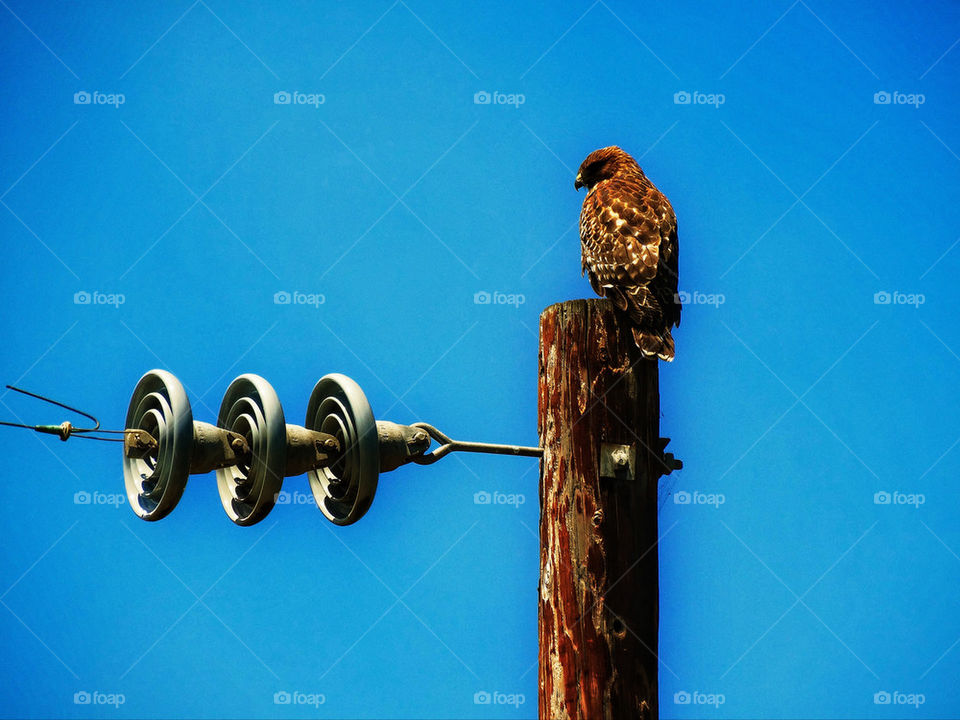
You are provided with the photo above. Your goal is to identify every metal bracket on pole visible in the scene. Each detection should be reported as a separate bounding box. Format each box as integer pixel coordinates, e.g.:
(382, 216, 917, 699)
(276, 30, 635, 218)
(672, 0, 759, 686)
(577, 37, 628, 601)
(599, 439, 683, 483)
(658, 437, 683, 475)
(599, 442, 636, 481)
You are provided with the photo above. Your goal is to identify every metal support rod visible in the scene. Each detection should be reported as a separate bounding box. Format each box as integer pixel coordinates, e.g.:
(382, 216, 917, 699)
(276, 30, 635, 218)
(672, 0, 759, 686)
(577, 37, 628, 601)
(430, 439, 543, 457)
(409, 422, 542, 465)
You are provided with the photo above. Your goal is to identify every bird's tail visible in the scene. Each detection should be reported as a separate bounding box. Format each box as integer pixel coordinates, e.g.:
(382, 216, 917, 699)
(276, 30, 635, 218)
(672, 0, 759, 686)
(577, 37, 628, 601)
(611, 284, 676, 362)
(631, 326, 675, 362)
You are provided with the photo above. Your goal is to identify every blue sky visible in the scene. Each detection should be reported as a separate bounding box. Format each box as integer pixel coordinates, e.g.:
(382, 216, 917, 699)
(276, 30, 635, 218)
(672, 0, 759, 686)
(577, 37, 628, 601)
(1, 1, 959, 718)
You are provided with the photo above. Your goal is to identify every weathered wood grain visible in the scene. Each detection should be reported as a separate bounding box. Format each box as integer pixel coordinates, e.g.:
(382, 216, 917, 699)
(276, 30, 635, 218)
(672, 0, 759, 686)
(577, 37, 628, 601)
(538, 299, 662, 720)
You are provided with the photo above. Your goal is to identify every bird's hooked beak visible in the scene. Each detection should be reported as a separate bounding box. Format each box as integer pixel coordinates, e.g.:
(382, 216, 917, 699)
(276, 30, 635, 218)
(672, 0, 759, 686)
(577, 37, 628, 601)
(574, 172, 584, 191)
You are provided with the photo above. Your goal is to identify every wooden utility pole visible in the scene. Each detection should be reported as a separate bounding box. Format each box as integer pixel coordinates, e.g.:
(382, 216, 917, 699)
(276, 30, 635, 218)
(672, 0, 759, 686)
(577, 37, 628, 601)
(538, 299, 670, 720)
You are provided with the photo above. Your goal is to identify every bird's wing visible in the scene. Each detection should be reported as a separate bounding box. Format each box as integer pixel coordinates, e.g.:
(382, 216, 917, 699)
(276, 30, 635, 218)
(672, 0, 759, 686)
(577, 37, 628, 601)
(580, 175, 681, 330)
(580, 177, 663, 286)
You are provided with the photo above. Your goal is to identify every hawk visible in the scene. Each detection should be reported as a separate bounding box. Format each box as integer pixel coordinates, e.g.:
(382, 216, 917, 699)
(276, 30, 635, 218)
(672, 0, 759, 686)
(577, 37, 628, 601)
(575, 146, 681, 361)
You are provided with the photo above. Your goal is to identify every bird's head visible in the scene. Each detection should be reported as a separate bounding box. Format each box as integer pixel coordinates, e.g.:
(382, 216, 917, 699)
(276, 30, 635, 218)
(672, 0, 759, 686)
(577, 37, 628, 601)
(574, 146, 641, 191)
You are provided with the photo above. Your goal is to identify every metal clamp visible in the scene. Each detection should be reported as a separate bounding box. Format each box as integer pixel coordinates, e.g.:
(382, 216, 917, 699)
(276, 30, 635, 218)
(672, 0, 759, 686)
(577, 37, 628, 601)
(599, 439, 683, 482)
(407, 422, 542, 465)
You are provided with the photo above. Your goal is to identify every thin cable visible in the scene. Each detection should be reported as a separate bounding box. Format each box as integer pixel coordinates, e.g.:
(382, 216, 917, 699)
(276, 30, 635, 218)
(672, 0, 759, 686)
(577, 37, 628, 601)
(5, 384, 100, 430)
